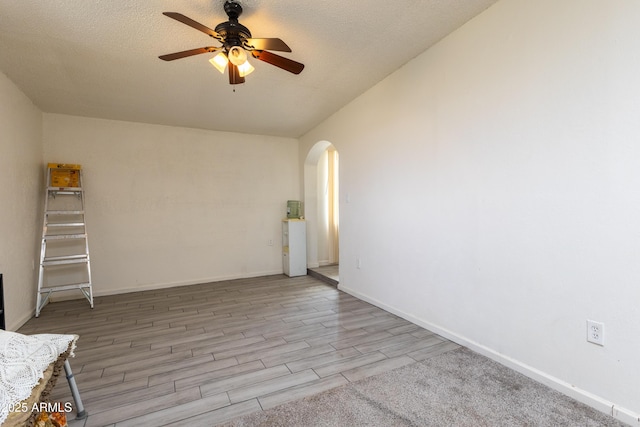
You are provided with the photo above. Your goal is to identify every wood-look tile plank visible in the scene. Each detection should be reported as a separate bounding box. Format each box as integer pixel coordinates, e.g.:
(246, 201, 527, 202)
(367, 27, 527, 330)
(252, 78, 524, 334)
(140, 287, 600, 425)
(330, 330, 395, 350)
(191, 335, 266, 357)
(147, 356, 238, 387)
(260, 343, 337, 368)
(234, 341, 310, 365)
(300, 312, 359, 326)
(312, 351, 388, 378)
(353, 332, 422, 354)
(114, 392, 230, 427)
(362, 317, 415, 333)
(303, 328, 369, 347)
(71, 372, 126, 393)
(81, 347, 173, 374)
(212, 338, 288, 360)
(223, 319, 305, 338)
(380, 335, 446, 358)
(101, 349, 193, 377)
(55, 367, 106, 386)
(227, 369, 320, 404)
(386, 323, 423, 335)
(174, 360, 265, 391)
(278, 309, 338, 323)
(199, 365, 292, 397)
(265, 323, 330, 342)
(411, 328, 440, 338)
(129, 326, 206, 347)
(156, 312, 231, 327)
(285, 347, 362, 373)
(83, 381, 176, 413)
(148, 329, 225, 350)
(124, 353, 214, 381)
(97, 323, 174, 342)
(280, 300, 339, 312)
(72, 342, 142, 366)
(85, 387, 201, 427)
(407, 340, 462, 361)
(70, 377, 149, 404)
(243, 304, 307, 319)
(330, 314, 398, 331)
(112, 307, 190, 323)
(175, 399, 262, 427)
(258, 374, 349, 410)
(170, 332, 245, 354)
(341, 355, 416, 382)
(161, 301, 225, 313)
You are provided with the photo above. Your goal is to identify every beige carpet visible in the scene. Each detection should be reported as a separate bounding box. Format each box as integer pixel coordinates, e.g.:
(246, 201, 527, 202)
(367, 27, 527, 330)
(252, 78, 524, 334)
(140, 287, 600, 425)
(224, 348, 624, 426)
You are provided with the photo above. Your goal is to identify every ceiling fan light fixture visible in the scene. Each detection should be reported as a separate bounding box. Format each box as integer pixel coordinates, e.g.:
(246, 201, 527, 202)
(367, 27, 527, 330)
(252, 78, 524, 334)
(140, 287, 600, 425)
(237, 60, 255, 77)
(227, 46, 247, 66)
(210, 52, 228, 73)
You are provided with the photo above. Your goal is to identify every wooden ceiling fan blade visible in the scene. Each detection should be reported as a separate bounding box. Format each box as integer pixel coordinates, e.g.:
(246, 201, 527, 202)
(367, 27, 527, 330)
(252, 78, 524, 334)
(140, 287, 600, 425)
(162, 12, 222, 41)
(159, 47, 220, 61)
(251, 50, 304, 75)
(244, 38, 291, 52)
(228, 64, 245, 85)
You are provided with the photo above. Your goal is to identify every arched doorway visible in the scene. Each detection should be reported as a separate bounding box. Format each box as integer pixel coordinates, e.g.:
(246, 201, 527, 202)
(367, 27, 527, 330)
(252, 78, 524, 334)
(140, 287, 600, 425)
(304, 141, 339, 284)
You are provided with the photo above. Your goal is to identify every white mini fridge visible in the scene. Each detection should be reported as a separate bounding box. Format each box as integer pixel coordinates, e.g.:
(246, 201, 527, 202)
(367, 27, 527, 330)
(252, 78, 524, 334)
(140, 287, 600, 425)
(282, 219, 306, 277)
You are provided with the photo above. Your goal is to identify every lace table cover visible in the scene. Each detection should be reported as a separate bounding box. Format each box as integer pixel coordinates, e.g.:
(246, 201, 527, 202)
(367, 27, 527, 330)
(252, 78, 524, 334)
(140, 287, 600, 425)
(0, 330, 78, 425)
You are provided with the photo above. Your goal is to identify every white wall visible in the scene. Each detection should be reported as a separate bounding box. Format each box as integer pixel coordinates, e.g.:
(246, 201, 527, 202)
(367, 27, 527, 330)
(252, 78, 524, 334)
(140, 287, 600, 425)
(0, 71, 43, 330)
(43, 114, 299, 295)
(300, 0, 640, 423)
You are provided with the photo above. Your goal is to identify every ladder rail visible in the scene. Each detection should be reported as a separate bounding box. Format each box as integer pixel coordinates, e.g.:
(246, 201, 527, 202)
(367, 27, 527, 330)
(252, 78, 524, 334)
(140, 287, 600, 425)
(35, 166, 52, 317)
(79, 169, 94, 309)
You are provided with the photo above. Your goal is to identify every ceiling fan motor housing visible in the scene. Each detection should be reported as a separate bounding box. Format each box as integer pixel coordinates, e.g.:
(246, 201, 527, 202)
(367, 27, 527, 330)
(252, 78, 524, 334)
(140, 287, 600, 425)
(215, 1, 251, 49)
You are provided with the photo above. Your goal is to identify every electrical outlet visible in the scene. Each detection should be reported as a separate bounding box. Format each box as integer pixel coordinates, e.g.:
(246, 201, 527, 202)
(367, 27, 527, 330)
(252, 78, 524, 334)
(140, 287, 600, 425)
(587, 320, 604, 346)
(267, 239, 273, 246)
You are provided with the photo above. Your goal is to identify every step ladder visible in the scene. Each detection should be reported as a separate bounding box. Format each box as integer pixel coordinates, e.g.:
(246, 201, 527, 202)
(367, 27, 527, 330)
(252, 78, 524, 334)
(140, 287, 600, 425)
(36, 164, 93, 317)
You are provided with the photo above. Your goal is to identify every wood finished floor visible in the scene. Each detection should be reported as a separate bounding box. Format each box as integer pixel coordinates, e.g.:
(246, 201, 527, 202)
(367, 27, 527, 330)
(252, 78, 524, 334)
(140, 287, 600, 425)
(18, 274, 460, 426)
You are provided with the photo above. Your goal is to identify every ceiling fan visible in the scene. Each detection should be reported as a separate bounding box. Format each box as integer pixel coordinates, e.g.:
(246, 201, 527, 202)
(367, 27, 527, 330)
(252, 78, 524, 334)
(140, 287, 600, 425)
(159, 0, 304, 85)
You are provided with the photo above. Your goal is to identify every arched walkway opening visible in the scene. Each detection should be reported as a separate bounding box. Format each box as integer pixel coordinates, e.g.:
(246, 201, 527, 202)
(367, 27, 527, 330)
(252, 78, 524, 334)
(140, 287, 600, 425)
(304, 141, 339, 284)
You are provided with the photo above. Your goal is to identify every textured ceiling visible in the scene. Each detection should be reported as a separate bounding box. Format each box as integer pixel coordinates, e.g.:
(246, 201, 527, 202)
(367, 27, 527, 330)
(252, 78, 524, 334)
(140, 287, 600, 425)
(0, 0, 498, 138)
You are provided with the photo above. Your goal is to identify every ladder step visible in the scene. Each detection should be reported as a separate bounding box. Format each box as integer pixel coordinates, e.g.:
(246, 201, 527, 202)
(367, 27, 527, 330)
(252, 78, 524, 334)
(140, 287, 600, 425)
(46, 222, 86, 227)
(48, 186, 82, 192)
(44, 233, 87, 240)
(43, 256, 89, 266)
(49, 192, 82, 196)
(44, 254, 88, 261)
(39, 283, 92, 293)
(46, 210, 85, 215)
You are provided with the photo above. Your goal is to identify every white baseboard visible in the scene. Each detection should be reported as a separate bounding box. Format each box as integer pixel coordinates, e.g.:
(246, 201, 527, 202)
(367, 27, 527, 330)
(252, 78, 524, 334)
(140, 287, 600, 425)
(7, 309, 36, 332)
(318, 261, 338, 267)
(338, 284, 640, 427)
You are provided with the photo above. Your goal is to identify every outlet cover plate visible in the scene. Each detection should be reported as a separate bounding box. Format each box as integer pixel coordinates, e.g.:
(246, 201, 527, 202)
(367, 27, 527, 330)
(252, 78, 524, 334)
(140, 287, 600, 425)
(587, 320, 604, 346)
